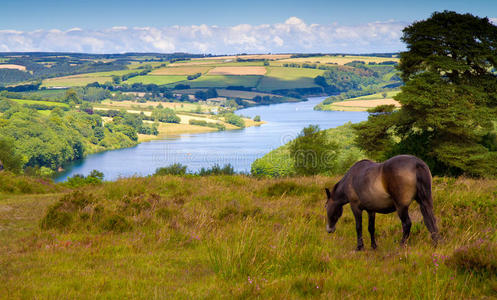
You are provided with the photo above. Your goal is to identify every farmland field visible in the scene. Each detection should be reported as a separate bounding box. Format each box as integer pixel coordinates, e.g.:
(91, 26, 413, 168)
(42, 76, 112, 87)
(123, 75, 188, 85)
(275, 55, 399, 66)
(8, 98, 69, 107)
(196, 54, 292, 60)
(207, 66, 267, 76)
(325, 99, 401, 111)
(184, 75, 262, 88)
(150, 66, 211, 75)
(257, 67, 325, 91)
(0, 64, 27, 71)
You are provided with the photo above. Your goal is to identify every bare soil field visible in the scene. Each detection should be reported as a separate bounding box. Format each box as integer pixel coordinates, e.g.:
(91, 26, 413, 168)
(207, 66, 267, 76)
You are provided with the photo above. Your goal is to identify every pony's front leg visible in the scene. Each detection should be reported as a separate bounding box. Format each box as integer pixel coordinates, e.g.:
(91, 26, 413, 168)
(352, 208, 364, 251)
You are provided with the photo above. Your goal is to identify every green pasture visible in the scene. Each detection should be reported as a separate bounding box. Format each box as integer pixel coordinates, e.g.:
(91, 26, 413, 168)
(123, 75, 188, 85)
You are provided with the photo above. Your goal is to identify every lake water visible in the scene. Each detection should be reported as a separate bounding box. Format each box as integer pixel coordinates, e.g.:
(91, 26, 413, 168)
(55, 96, 368, 181)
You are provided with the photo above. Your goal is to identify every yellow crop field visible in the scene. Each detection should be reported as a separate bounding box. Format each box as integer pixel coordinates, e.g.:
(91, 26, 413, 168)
(276, 55, 399, 66)
(196, 54, 292, 60)
(0, 64, 27, 71)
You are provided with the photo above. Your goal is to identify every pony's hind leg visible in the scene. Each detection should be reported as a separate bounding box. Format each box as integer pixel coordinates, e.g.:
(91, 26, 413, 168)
(396, 206, 411, 245)
(368, 211, 377, 249)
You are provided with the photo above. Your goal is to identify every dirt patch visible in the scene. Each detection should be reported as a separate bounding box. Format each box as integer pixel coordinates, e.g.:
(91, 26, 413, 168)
(207, 66, 267, 76)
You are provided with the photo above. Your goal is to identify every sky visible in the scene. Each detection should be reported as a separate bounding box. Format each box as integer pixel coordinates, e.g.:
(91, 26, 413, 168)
(0, 0, 496, 54)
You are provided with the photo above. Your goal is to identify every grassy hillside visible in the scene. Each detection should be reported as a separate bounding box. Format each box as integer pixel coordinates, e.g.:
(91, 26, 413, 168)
(1, 172, 495, 298)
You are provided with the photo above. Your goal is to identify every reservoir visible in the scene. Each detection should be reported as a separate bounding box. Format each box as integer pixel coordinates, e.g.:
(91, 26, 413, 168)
(56, 96, 368, 181)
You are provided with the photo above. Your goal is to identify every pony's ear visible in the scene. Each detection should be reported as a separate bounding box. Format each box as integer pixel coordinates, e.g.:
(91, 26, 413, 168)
(325, 188, 331, 199)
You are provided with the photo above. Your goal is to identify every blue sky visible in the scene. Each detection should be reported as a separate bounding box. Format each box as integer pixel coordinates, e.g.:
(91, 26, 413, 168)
(0, 0, 496, 53)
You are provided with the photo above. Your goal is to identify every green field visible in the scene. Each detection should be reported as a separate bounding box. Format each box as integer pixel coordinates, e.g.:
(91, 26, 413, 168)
(346, 90, 400, 101)
(8, 98, 69, 107)
(123, 75, 188, 85)
(76, 69, 140, 77)
(42, 76, 112, 87)
(0, 172, 495, 298)
(184, 75, 262, 88)
(257, 67, 325, 91)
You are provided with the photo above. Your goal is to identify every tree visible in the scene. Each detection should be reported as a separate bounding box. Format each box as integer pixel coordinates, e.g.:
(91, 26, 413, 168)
(253, 115, 261, 122)
(0, 138, 23, 173)
(65, 89, 81, 104)
(354, 11, 497, 177)
(289, 125, 338, 176)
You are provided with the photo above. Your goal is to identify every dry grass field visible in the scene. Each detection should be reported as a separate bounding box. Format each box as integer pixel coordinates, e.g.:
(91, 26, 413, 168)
(207, 66, 267, 76)
(0, 64, 27, 71)
(330, 99, 400, 110)
(0, 173, 495, 298)
(276, 55, 399, 66)
(196, 54, 292, 60)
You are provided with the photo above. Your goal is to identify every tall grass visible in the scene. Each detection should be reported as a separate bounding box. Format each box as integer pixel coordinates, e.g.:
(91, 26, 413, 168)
(0, 174, 496, 298)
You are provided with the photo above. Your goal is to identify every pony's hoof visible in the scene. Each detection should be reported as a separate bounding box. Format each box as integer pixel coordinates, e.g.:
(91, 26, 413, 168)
(356, 245, 364, 251)
(371, 244, 378, 250)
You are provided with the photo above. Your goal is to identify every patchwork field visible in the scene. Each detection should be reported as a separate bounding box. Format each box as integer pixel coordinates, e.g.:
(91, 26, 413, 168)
(328, 99, 400, 111)
(207, 66, 267, 76)
(257, 67, 325, 91)
(150, 66, 211, 75)
(184, 75, 262, 88)
(8, 99, 69, 107)
(123, 75, 188, 85)
(0, 64, 27, 71)
(275, 55, 399, 66)
(196, 54, 292, 60)
(99, 100, 212, 113)
(42, 75, 112, 87)
(317, 90, 401, 111)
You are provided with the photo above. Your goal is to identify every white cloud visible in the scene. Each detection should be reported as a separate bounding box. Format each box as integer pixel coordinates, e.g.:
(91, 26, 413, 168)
(490, 18, 497, 25)
(0, 17, 407, 54)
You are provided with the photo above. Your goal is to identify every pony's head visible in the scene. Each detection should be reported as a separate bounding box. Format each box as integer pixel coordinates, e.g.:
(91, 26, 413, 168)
(325, 185, 343, 233)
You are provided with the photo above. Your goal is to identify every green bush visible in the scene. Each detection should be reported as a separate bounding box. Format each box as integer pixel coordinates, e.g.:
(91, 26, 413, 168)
(65, 170, 104, 187)
(224, 113, 245, 128)
(155, 163, 187, 176)
(198, 164, 235, 176)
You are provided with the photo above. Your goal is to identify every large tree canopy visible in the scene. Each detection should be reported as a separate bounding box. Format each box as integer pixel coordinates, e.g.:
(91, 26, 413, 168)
(354, 11, 497, 177)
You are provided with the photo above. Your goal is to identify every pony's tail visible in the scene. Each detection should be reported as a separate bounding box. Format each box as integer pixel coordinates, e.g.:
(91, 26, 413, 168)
(415, 162, 432, 204)
(415, 161, 439, 243)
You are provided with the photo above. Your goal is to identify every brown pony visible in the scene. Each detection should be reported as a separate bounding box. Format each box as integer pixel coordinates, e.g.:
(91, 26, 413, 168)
(325, 155, 439, 250)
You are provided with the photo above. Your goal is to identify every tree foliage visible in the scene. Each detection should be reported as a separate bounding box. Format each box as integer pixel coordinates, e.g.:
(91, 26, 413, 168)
(354, 11, 497, 177)
(289, 125, 338, 176)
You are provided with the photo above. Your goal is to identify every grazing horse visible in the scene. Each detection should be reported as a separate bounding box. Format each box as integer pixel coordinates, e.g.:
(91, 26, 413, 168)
(325, 155, 439, 250)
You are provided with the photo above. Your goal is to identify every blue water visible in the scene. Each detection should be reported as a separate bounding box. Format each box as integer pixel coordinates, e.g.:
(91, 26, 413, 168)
(55, 96, 368, 181)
